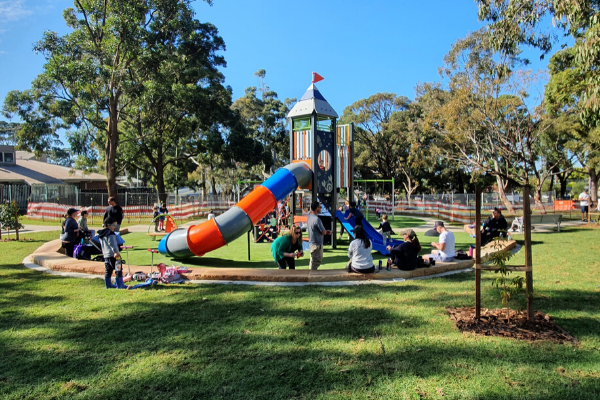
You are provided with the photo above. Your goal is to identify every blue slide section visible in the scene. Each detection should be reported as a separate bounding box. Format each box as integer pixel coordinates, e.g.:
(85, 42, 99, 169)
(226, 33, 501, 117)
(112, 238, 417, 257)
(335, 210, 403, 255)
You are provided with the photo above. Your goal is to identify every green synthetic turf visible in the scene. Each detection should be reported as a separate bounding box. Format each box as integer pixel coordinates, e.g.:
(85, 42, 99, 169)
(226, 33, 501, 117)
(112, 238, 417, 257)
(1, 227, 599, 399)
(120, 215, 429, 269)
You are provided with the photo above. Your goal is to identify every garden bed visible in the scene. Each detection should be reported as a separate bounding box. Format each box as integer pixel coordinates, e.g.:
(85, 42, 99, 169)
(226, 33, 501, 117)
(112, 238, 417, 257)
(447, 307, 578, 344)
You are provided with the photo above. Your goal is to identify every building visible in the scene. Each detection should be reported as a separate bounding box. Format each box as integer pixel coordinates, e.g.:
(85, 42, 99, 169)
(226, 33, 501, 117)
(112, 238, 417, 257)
(0, 145, 107, 209)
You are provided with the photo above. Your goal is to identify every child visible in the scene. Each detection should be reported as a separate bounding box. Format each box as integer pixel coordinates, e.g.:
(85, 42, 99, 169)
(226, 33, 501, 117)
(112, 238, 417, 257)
(207, 210, 215, 220)
(377, 214, 393, 247)
(158, 202, 168, 231)
(375, 208, 382, 220)
(98, 217, 129, 289)
(77, 210, 89, 233)
(152, 206, 160, 232)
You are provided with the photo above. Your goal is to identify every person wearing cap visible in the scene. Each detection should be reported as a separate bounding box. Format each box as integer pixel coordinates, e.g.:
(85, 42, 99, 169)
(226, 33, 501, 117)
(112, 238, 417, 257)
(386, 229, 422, 271)
(424, 221, 456, 262)
(579, 189, 591, 221)
(60, 208, 80, 257)
(480, 207, 508, 246)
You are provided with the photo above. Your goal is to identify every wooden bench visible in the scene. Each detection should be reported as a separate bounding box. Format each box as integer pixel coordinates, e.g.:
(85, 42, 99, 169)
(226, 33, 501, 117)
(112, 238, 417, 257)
(512, 214, 562, 232)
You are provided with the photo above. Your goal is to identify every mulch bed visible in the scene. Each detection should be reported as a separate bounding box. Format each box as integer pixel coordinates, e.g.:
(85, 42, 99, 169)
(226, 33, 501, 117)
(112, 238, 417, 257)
(447, 307, 578, 344)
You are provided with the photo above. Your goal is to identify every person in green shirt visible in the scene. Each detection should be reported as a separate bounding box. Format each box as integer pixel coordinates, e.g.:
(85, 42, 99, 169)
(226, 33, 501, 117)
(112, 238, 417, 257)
(271, 226, 304, 269)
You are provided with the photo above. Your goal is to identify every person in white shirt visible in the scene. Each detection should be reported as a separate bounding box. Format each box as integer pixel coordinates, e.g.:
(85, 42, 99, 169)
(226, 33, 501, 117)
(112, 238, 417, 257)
(207, 210, 215, 220)
(579, 189, 591, 222)
(346, 225, 375, 273)
(424, 221, 455, 262)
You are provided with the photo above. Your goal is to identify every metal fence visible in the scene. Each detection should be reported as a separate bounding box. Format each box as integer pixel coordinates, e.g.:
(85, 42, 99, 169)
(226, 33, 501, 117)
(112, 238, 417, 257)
(0, 184, 30, 212)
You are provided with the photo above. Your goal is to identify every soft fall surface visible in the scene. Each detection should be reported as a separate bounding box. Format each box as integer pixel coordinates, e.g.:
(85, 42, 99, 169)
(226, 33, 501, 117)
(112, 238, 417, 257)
(0, 228, 599, 399)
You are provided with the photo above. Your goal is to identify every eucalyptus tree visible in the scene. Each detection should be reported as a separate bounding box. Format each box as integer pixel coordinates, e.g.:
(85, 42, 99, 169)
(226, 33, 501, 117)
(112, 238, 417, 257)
(545, 46, 600, 202)
(2, 0, 221, 198)
(476, 0, 600, 127)
(232, 70, 294, 177)
(423, 30, 565, 212)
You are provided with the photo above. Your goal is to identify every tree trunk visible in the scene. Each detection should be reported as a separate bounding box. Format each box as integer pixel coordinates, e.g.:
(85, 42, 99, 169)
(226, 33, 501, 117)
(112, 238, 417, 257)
(155, 146, 168, 203)
(211, 176, 217, 195)
(492, 160, 515, 214)
(106, 97, 120, 199)
(495, 174, 515, 214)
(558, 173, 569, 198)
(534, 184, 546, 214)
(402, 171, 419, 208)
(588, 168, 599, 204)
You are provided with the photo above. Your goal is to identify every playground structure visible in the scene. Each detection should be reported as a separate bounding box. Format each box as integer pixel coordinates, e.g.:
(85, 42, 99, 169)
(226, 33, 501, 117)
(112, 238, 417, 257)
(158, 79, 402, 259)
(146, 213, 178, 240)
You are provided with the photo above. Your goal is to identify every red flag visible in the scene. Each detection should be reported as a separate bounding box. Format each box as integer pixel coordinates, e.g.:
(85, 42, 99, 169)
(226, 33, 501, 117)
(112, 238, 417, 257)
(312, 72, 324, 83)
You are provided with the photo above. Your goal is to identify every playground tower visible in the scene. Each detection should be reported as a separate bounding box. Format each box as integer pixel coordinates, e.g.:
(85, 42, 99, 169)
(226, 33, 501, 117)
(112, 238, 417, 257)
(286, 82, 354, 248)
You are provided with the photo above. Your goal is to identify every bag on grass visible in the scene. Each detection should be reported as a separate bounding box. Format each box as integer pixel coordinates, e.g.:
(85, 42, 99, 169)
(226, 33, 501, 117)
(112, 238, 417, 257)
(73, 243, 86, 259)
(455, 250, 472, 260)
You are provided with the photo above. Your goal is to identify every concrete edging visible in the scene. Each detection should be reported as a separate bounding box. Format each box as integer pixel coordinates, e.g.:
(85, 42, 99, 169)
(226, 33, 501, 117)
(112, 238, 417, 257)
(25, 239, 517, 284)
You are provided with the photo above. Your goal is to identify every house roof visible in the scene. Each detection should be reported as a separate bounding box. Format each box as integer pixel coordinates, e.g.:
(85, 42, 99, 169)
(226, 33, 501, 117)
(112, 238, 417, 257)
(0, 158, 106, 185)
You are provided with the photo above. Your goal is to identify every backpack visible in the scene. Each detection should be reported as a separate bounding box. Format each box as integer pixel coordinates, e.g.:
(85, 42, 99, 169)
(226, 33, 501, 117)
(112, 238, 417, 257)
(73, 241, 85, 259)
(455, 250, 472, 260)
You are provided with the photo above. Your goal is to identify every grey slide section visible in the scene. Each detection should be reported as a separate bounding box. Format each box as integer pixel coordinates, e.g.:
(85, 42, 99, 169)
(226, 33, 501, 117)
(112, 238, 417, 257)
(165, 228, 193, 258)
(214, 206, 253, 244)
(283, 162, 312, 188)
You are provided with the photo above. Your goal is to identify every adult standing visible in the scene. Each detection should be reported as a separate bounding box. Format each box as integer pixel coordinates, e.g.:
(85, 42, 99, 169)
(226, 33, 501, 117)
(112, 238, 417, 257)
(61, 208, 80, 257)
(424, 221, 456, 262)
(103, 197, 124, 232)
(307, 201, 332, 270)
(346, 225, 375, 274)
(271, 225, 304, 269)
(579, 189, 591, 221)
(480, 207, 508, 246)
(387, 229, 422, 271)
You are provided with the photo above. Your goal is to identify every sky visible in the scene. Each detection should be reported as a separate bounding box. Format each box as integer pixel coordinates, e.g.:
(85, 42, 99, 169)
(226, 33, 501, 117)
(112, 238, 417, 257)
(0, 0, 552, 144)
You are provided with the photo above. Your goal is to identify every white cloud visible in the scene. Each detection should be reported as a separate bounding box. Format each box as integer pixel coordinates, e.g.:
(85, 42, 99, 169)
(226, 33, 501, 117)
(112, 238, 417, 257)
(0, 0, 32, 22)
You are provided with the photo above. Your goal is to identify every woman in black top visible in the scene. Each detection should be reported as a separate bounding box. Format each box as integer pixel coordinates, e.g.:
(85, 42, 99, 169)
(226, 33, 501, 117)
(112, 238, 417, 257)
(61, 208, 80, 257)
(386, 228, 422, 271)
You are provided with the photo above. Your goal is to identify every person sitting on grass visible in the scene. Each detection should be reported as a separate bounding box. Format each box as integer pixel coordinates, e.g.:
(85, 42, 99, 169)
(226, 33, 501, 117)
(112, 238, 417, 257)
(346, 225, 375, 274)
(271, 225, 304, 269)
(98, 217, 130, 290)
(387, 229, 421, 271)
(424, 221, 455, 263)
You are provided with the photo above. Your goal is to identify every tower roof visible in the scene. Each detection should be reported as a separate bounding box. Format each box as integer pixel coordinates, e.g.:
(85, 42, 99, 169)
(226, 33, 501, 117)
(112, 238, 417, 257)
(287, 83, 338, 119)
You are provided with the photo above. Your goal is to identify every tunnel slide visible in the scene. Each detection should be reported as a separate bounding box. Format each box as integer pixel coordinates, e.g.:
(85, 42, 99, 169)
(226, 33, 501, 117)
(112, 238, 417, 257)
(158, 162, 312, 258)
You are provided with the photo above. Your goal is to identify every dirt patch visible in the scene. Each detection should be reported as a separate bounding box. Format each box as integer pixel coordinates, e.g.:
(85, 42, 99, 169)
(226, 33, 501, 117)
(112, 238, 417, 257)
(447, 307, 578, 344)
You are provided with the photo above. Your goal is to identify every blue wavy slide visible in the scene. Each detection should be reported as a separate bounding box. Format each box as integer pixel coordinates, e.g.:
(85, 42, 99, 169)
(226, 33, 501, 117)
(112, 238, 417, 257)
(335, 210, 403, 255)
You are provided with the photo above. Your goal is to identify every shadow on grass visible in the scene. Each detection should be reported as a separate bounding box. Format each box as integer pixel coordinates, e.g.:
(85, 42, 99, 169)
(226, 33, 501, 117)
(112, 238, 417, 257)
(2, 287, 599, 399)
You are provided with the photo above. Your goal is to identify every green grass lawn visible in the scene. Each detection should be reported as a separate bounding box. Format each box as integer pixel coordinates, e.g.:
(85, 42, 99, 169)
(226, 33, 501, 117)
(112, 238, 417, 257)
(1, 226, 599, 399)
(122, 215, 429, 269)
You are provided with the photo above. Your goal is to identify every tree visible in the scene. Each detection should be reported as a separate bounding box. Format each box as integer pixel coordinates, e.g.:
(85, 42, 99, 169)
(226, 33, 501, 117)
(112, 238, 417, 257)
(110, 11, 242, 201)
(544, 46, 600, 202)
(476, 0, 600, 127)
(0, 200, 24, 240)
(2, 0, 218, 198)
(0, 121, 20, 145)
(232, 70, 294, 177)
(423, 30, 566, 212)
